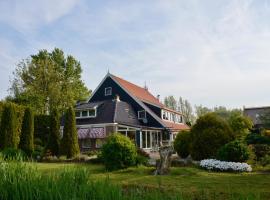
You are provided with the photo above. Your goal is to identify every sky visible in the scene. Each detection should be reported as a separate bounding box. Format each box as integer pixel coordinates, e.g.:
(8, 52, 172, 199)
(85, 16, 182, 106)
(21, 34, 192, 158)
(0, 0, 270, 109)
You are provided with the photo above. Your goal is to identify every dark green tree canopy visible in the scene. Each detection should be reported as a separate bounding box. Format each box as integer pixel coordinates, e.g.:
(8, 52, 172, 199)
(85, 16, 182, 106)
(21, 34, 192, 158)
(10, 48, 90, 114)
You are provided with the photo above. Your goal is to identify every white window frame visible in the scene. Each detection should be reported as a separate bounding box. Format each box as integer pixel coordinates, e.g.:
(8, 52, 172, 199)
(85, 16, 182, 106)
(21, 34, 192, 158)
(138, 110, 146, 119)
(105, 87, 112, 96)
(75, 108, 97, 119)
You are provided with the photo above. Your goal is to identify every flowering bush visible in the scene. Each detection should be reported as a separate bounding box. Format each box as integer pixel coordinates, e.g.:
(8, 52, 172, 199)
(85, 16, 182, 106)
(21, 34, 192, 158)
(200, 159, 252, 172)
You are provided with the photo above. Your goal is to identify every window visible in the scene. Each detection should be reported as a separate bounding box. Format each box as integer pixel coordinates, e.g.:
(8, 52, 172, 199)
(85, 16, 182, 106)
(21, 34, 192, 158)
(88, 109, 96, 117)
(105, 87, 112, 96)
(75, 111, 81, 118)
(82, 110, 88, 117)
(138, 110, 146, 119)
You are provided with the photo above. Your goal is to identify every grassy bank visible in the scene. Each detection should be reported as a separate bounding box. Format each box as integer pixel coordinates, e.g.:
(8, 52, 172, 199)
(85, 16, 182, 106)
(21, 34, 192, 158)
(1, 161, 270, 199)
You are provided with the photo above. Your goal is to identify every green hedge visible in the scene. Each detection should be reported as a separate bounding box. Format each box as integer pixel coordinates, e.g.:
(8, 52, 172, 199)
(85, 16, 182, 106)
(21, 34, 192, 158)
(174, 130, 191, 159)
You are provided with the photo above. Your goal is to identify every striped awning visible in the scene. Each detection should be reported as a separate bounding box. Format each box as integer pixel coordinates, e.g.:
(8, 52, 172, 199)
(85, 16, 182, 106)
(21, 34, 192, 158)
(77, 127, 105, 139)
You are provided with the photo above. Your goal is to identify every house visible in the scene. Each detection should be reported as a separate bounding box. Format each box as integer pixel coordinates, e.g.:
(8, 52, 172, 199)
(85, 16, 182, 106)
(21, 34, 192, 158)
(244, 106, 270, 129)
(74, 73, 190, 152)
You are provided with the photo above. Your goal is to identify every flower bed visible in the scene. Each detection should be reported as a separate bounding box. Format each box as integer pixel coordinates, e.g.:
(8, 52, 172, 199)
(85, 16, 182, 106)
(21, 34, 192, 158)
(200, 159, 252, 172)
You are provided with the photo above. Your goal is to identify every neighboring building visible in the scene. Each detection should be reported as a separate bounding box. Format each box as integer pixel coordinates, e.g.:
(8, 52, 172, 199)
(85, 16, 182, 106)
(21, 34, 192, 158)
(244, 106, 270, 129)
(73, 73, 190, 152)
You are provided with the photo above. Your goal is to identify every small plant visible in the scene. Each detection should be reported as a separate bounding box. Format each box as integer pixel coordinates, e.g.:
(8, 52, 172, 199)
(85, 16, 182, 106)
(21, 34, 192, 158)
(101, 133, 137, 170)
(260, 155, 270, 166)
(174, 130, 191, 159)
(253, 144, 270, 160)
(1, 148, 26, 161)
(217, 140, 250, 162)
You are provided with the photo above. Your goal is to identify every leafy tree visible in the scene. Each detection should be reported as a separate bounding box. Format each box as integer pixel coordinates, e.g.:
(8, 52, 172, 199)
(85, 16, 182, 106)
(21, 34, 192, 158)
(174, 130, 191, 158)
(61, 107, 80, 158)
(9, 48, 90, 114)
(101, 133, 137, 171)
(191, 113, 234, 160)
(195, 105, 212, 118)
(19, 107, 34, 155)
(228, 113, 253, 139)
(0, 103, 19, 149)
(178, 97, 195, 125)
(47, 109, 61, 156)
(164, 96, 177, 110)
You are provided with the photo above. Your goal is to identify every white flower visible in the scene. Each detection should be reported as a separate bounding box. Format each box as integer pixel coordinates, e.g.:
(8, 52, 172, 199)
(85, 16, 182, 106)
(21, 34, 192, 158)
(200, 159, 252, 172)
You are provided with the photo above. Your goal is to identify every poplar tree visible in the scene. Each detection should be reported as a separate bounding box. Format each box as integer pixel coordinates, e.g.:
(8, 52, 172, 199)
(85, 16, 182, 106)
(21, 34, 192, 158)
(47, 109, 61, 156)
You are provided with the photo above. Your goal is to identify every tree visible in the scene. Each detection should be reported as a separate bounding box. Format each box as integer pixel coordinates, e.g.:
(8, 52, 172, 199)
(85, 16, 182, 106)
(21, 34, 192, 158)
(61, 107, 80, 158)
(0, 103, 19, 149)
(164, 96, 177, 110)
(178, 97, 195, 125)
(228, 113, 253, 139)
(195, 105, 212, 118)
(190, 113, 234, 160)
(9, 48, 90, 114)
(19, 107, 34, 155)
(174, 130, 191, 158)
(47, 109, 61, 156)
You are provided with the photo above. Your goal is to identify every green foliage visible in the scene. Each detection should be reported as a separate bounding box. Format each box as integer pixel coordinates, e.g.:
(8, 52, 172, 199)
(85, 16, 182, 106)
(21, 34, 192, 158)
(136, 148, 150, 166)
(19, 107, 34, 155)
(174, 130, 191, 158)
(164, 96, 177, 110)
(47, 109, 60, 156)
(0, 103, 20, 149)
(246, 133, 270, 145)
(260, 155, 270, 166)
(217, 140, 250, 162)
(259, 110, 270, 129)
(61, 107, 80, 158)
(253, 144, 270, 160)
(10, 48, 90, 114)
(101, 133, 137, 170)
(191, 113, 234, 160)
(1, 148, 26, 161)
(34, 114, 50, 145)
(228, 113, 253, 139)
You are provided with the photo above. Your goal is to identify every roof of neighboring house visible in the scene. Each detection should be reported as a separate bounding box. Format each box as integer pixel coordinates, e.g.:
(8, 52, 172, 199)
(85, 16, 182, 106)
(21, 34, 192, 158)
(111, 74, 165, 107)
(244, 106, 270, 110)
(75, 100, 141, 126)
(163, 121, 190, 132)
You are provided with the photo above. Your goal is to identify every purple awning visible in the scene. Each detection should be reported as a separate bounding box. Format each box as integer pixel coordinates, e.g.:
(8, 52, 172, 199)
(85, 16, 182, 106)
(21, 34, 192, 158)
(77, 127, 105, 139)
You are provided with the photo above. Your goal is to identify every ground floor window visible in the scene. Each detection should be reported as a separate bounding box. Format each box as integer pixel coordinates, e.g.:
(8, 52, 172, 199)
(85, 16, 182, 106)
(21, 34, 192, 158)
(142, 130, 161, 149)
(81, 139, 92, 149)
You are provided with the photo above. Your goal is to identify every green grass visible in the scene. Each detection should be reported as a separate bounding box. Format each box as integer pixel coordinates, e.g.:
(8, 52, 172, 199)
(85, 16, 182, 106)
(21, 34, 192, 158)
(33, 162, 270, 200)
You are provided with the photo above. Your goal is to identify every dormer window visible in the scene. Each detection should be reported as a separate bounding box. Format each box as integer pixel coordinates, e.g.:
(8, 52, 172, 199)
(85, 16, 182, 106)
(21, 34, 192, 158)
(105, 87, 112, 96)
(138, 110, 146, 119)
(76, 108, 97, 118)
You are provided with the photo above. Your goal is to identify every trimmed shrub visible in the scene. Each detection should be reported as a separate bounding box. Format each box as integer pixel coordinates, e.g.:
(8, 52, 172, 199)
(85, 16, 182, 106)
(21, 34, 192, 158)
(47, 109, 60, 156)
(191, 113, 234, 160)
(0, 103, 20, 149)
(61, 107, 80, 158)
(101, 133, 137, 170)
(174, 130, 191, 159)
(217, 140, 250, 162)
(19, 107, 34, 155)
(246, 133, 270, 145)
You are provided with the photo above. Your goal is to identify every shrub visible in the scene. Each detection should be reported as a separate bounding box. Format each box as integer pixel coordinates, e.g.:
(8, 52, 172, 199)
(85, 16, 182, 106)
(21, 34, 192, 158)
(246, 133, 270, 145)
(101, 133, 137, 170)
(191, 113, 234, 160)
(200, 159, 252, 172)
(260, 155, 270, 166)
(174, 130, 191, 158)
(136, 148, 150, 166)
(47, 109, 60, 156)
(253, 144, 270, 160)
(1, 148, 26, 161)
(217, 140, 249, 162)
(61, 107, 80, 158)
(228, 113, 253, 139)
(19, 107, 34, 155)
(0, 103, 20, 149)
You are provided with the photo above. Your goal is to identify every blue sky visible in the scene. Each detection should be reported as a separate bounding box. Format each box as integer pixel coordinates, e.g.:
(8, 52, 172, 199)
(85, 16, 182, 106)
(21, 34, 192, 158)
(0, 0, 270, 108)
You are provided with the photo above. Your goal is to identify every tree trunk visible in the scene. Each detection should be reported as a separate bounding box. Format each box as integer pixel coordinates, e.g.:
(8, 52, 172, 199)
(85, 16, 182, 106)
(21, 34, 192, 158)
(155, 145, 173, 175)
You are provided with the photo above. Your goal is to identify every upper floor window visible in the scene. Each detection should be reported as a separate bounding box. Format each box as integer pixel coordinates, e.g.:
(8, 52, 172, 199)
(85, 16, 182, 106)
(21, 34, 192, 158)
(76, 108, 97, 118)
(138, 110, 146, 119)
(105, 87, 112, 96)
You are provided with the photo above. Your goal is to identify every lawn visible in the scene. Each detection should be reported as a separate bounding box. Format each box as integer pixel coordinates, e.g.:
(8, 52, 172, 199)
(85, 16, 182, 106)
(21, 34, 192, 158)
(34, 162, 270, 200)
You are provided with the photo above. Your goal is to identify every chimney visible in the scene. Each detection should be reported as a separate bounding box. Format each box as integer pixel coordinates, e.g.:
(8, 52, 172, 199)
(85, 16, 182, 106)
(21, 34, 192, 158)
(144, 81, 148, 91)
(115, 95, 120, 102)
(157, 95, 160, 102)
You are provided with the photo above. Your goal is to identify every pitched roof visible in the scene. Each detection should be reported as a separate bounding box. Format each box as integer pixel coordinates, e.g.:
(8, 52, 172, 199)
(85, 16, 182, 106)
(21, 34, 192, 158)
(163, 121, 190, 131)
(111, 74, 164, 107)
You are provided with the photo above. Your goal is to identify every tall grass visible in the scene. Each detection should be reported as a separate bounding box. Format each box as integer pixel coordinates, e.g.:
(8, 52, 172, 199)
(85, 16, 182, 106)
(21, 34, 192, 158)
(0, 155, 263, 200)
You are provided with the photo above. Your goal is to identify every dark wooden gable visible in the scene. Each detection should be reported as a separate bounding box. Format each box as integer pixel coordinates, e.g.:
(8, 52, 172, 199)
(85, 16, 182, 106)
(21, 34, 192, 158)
(89, 76, 164, 128)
